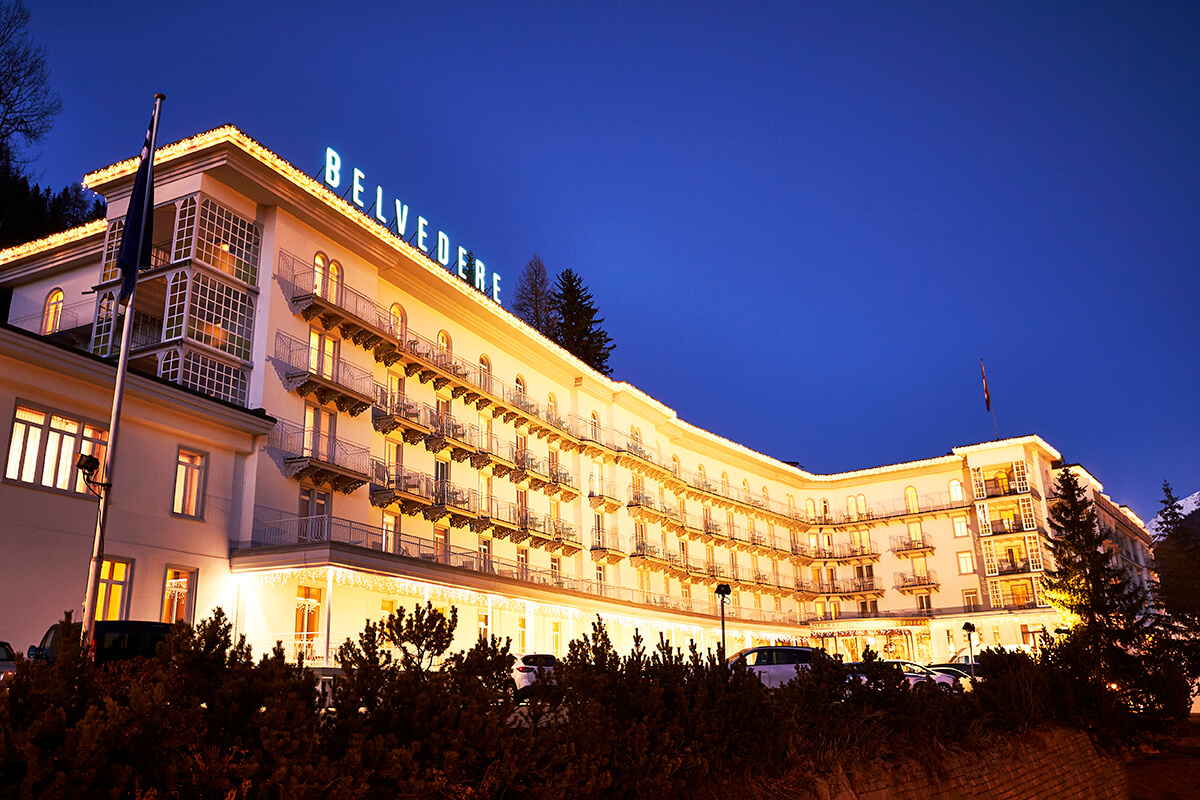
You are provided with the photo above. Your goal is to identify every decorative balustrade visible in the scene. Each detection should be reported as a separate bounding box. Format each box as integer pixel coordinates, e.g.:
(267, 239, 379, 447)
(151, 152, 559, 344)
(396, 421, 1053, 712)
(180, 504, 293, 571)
(247, 511, 807, 626)
(895, 570, 940, 590)
(813, 576, 884, 596)
(995, 558, 1032, 575)
(890, 533, 936, 554)
(271, 419, 371, 487)
(277, 332, 374, 410)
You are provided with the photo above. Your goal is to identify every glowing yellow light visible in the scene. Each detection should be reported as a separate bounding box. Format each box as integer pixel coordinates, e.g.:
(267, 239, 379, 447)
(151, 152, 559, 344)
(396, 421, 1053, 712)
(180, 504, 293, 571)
(0, 219, 106, 265)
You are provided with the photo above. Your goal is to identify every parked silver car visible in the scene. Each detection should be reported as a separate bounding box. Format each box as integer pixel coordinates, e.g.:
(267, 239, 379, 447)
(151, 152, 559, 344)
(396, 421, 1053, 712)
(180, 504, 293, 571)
(728, 645, 819, 688)
(884, 659, 962, 689)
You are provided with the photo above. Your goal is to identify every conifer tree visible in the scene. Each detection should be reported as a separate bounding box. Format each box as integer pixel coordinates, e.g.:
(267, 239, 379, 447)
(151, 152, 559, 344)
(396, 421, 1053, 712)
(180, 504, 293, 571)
(1152, 480, 1200, 618)
(1041, 466, 1146, 678)
(550, 268, 615, 376)
(511, 254, 555, 338)
(462, 249, 480, 290)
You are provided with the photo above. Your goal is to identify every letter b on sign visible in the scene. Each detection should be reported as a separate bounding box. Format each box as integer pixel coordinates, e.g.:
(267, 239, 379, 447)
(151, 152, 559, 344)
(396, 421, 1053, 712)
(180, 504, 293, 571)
(324, 148, 341, 188)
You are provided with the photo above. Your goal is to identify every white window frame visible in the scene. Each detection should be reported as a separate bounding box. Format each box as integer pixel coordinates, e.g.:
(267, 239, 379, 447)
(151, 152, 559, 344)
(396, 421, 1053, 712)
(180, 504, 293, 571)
(5, 402, 108, 496)
(161, 566, 197, 623)
(172, 447, 207, 519)
(97, 557, 134, 621)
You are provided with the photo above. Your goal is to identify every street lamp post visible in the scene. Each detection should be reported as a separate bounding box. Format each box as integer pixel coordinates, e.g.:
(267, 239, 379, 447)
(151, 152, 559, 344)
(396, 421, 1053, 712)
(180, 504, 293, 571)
(962, 621, 977, 678)
(715, 583, 731, 658)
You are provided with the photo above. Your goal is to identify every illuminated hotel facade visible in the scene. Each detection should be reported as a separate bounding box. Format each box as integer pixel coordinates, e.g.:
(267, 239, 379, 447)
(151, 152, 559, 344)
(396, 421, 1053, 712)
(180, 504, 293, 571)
(0, 127, 1154, 667)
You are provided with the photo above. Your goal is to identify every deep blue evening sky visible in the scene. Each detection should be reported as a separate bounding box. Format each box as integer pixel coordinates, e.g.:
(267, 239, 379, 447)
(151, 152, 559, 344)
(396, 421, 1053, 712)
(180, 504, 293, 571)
(28, 1, 1199, 521)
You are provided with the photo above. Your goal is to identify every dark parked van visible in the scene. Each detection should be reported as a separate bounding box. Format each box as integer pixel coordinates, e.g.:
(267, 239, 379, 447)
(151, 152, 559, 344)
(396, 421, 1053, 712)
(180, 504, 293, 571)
(28, 621, 172, 666)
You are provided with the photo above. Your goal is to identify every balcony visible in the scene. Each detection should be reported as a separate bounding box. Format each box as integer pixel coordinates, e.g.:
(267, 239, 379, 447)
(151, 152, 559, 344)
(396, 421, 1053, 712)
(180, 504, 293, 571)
(272, 420, 371, 493)
(509, 508, 548, 546)
(288, 261, 392, 351)
(276, 332, 372, 416)
(983, 518, 1038, 537)
(369, 462, 436, 513)
(808, 542, 880, 565)
(243, 512, 807, 628)
(588, 477, 623, 513)
(626, 486, 664, 523)
(995, 557, 1034, 576)
(372, 386, 436, 443)
(426, 413, 479, 463)
(510, 448, 551, 491)
(547, 463, 579, 500)
(812, 576, 885, 599)
(894, 570, 940, 593)
(629, 539, 670, 570)
(977, 475, 1038, 500)
(890, 533, 935, 558)
(574, 415, 620, 462)
(545, 518, 584, 556)
(990, 591, 1042, 611)
(789, 542, 813, 566)
(477, 433, 518, 476)
(590, 528, 626, 564)
(425, 480, 482, 528)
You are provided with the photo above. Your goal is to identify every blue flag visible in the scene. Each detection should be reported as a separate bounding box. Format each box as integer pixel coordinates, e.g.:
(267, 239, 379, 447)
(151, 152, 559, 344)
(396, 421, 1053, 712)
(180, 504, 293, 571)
(116, 112, 156, 303)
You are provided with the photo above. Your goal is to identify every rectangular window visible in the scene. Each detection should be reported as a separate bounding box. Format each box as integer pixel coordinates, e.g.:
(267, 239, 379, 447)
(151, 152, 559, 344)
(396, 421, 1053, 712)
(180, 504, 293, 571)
(552, 621, 562, 655)
(518, 616, 527, 651)
(957, 551, 975, 574)
(382, 512, 398, 553)
(161, 567, 196, 623)
(97, 558, 132, 621)
(299, 486, 330, 541)
(478, 612, 489, 641)
(917, 594, 932, 612)
(953, 517, 969, 538)
(172, 448, 206, 518)
(6, 404, 108, 495)
(295, 586, 322, 662)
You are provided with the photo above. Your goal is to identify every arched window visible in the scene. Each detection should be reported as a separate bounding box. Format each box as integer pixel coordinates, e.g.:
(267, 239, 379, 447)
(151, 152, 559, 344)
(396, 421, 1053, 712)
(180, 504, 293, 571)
(547, 393, 557, 416)
(590, 412, 601, 441)
(805, 498, 816, 521)
(820, 498, 830, 519)
(477, 355, 491, 392)
(856, 494, 867, 517)
(389, 303, 406, 338)
(847, 496, 857, 520)
(722, 473, 731, 498)
(949, 479, 963, 502)
(904, 486, 918, 514)
(42, 288, 64, 335)
(327, 261, 342, 303)
(313, 253, 327, 297)
(515, 375, 526, 397)
(671, 455, 681, 477)
(437, 330, 452, 354)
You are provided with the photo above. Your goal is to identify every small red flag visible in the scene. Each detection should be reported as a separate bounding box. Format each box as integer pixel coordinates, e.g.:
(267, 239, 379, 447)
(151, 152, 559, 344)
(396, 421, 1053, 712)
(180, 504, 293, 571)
(981, 360, 991, 413)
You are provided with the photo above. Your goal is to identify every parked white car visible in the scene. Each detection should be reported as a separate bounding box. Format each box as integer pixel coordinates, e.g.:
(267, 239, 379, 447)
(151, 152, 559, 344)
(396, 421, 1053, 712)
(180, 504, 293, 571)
(510, 653, 558, 699)
(728, 645, 819, 688)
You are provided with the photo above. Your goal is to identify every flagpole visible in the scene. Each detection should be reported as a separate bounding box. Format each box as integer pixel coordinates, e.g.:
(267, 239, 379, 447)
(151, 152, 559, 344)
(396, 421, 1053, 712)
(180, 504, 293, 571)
(82, 94, 165, 641)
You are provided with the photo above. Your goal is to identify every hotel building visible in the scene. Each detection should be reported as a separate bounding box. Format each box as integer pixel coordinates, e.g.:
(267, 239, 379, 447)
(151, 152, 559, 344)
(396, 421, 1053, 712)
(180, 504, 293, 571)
(0, 127, 1153, 670)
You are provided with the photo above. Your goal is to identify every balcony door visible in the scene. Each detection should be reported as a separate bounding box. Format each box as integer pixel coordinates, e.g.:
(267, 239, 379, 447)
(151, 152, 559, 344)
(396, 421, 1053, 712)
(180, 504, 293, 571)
(303, 404, 335, 462)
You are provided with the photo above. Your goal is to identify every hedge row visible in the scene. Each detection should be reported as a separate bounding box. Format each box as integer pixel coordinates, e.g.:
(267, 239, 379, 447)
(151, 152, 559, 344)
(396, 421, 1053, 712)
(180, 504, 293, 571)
(0, 606, 1190, 799)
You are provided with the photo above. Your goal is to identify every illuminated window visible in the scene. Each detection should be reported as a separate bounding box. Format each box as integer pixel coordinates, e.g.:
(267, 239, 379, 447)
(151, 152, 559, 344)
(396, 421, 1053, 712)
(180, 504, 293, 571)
(382, 511, 399, 553)
(41, 288, 64, 334)
(186, 272, 253, 360)
(295, 586, 322, 661)
(96, 558, 132, 621)
(478, 612, 489, 641)
(805, 498, 816, 521)
(953, 517, 969, 538)
(196, 198, 260, 286)
(949, 479, 964, 502)
(437, 330, 452, 354)
(172, 448, 206, 518)
(390, 303, 406, 337)
(552, 621, 562, 655)
(857, 495, 867, 517)
(5, 404, 107, 495)
(303, 404, 335, 462)
(161, 567, 196, 623)
(518, 617, 527, 651)
(957, 551, 975, 574)
(515, 375, 526, 396)
(904, 486, 918, 514)
(590, 412, 601, 442)
(309, 328, 338, 380)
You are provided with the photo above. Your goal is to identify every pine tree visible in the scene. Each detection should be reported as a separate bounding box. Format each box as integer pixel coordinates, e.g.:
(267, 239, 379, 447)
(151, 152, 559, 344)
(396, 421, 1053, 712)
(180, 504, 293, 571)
(511, 254, 556, 338)
(551, 268, 615, 376)
(1153, 480, 1200, 618)
(462, 249, 479, 290)
(1041, 466, 1146, 678)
